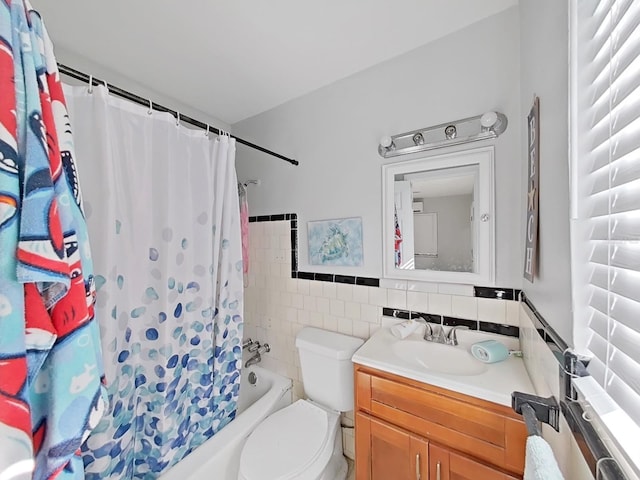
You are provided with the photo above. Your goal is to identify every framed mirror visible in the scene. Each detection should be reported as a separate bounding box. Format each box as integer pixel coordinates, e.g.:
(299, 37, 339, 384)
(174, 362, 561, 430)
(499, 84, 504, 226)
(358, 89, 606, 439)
(382, 146, 495, 285)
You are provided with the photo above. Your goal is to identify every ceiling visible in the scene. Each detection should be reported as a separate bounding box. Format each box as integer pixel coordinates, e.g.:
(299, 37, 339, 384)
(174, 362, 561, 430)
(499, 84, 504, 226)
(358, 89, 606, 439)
(30, 1, 517, 125)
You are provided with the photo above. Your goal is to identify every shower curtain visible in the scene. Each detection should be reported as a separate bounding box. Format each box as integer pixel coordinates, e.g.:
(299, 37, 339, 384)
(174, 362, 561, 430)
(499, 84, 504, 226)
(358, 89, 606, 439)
(63, 86, 244, 479)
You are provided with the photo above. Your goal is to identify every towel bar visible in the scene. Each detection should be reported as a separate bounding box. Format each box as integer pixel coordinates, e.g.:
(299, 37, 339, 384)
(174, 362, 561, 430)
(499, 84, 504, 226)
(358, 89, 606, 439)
(521, 403, 541, 436)
(511, 391, 560, 433)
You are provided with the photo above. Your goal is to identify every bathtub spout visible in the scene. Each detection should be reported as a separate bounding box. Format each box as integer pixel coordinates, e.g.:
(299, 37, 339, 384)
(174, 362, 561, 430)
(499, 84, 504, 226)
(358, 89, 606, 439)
(244, 353, 261, 368)
(244, 342, 270, 368)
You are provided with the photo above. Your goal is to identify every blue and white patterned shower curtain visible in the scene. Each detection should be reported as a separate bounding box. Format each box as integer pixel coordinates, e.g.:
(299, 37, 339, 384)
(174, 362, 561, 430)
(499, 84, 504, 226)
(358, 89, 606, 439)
(63, 86, 244, 479)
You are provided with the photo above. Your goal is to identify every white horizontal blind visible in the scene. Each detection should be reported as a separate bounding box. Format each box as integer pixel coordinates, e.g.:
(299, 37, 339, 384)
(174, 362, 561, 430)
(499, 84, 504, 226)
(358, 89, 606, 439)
(572, 0, 640, 431)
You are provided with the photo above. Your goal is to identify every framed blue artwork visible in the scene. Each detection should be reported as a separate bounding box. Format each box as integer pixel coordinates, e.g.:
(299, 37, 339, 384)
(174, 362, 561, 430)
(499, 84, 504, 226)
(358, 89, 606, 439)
(308, 217, 363, 266)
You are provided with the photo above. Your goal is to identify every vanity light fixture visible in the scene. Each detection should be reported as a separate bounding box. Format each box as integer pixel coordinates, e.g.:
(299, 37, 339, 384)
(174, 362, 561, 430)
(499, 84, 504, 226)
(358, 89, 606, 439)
(378, 111, 508, 158)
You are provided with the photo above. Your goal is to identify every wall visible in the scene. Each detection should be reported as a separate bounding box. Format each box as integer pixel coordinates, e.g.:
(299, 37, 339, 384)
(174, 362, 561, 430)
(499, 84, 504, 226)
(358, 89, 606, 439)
(519, 304, 593, 479)
(234, 7, 522, 288)
(517, 2, 593, 476)
(518, 0, 573, 342)
(54, 47, 231, 133)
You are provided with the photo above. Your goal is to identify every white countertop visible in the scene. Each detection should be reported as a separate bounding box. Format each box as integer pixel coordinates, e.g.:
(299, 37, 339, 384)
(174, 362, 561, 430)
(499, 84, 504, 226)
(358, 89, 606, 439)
(352, 325, 535, 407)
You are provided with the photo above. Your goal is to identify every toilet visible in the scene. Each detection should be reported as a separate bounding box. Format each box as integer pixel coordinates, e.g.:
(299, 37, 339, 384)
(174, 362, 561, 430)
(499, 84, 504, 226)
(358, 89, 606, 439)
(238, 327, 364, 480)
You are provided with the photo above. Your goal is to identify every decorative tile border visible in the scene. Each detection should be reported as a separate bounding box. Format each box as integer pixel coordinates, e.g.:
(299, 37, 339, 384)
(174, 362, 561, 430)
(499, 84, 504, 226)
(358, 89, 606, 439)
(381, 307, 520, 338)
(521, 292, 569, 355)
(474, 286, 522, 301)
(249, 213, 518, 297)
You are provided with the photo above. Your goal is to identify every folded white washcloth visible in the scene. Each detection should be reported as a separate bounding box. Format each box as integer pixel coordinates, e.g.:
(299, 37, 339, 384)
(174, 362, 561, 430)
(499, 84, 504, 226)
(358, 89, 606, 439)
(389, 320, 421, 339)
(524, 435, 564, 480)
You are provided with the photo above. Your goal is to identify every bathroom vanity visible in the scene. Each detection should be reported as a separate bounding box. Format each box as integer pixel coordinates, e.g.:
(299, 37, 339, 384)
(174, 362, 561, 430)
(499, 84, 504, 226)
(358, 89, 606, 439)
(352, 327, 533, 479)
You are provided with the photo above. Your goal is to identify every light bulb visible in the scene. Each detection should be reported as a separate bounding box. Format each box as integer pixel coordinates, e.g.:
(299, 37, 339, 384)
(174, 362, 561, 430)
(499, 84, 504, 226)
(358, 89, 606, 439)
(380, 136, 393, 149)
(480, 111, 498, 129)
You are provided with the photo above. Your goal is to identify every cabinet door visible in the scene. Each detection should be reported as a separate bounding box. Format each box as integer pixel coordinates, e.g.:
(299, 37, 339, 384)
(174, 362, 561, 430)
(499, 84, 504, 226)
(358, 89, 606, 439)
(356, 412, 428, 480)
(429, 443, 520, 480)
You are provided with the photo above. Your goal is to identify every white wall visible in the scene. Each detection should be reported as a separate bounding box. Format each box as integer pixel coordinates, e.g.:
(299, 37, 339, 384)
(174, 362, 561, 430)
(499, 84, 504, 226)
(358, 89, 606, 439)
(54, 48, 231, 133)
(519, 0, 573, 342)
(234, 8, 522, 288)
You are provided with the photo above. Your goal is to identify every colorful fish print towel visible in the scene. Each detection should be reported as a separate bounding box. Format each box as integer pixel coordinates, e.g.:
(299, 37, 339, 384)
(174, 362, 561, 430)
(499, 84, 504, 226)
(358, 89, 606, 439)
(0, 1, 107, 479)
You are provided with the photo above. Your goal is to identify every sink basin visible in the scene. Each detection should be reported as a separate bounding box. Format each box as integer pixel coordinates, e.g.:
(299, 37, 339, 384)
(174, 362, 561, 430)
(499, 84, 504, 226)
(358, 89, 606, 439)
(390, 340, 489, 376)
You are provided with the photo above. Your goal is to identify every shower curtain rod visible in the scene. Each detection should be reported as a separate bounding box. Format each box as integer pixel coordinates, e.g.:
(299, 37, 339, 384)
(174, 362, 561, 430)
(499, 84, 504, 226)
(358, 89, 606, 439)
(57, 63, 299, 166)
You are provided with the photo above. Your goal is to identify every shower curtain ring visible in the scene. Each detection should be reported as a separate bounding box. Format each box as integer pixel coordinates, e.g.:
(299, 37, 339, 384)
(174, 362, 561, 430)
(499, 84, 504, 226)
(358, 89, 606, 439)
(103, 79, 108, 92)
(205, 124, 210, 136)
(148, 100, 153, 115)
(88, 75, 93, 94)
(176, 112, 180, 127)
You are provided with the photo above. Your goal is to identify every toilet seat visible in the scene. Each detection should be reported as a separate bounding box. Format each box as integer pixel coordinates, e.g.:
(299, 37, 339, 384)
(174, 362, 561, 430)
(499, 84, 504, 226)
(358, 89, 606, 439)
(238, 400, 338, 480)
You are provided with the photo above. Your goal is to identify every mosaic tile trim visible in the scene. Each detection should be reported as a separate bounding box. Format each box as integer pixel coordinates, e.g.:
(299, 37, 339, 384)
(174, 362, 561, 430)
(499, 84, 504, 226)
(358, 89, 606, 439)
(381, 307, 519, 338)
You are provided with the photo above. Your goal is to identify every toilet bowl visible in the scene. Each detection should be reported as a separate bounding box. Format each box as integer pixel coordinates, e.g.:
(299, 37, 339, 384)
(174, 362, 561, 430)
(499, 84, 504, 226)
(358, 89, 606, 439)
(237, 327, 364, 480)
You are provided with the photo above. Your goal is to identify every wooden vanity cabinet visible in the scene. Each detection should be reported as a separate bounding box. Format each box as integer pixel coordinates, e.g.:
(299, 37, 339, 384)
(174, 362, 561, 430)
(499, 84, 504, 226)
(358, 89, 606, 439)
(429, 443, 519, 480)
(354, 364, 527, 480)
(356, 412, 428, 480)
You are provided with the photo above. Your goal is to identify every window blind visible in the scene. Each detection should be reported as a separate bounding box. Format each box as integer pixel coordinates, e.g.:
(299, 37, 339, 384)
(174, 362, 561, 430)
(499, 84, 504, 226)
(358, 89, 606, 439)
(572, 0, 640, 434)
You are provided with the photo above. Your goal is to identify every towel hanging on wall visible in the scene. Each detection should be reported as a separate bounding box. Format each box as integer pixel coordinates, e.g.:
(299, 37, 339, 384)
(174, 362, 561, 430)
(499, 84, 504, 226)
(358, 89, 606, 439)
(238, 181, 250, 285)
(524, 435, 564, 480)
(0, 1, 107, 478)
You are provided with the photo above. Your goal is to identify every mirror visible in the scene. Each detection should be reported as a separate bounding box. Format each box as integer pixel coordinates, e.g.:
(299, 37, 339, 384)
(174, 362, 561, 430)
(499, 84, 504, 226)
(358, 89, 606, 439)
(382, 146, 495, 285)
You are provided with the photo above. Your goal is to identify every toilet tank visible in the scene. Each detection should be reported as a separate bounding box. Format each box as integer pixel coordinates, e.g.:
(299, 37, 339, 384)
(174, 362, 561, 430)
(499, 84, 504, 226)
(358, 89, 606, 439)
(295, 327, 364, 412)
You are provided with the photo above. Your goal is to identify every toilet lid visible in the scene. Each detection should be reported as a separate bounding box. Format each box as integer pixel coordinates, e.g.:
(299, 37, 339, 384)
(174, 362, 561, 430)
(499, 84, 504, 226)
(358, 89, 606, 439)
(239, 400, 333, 480)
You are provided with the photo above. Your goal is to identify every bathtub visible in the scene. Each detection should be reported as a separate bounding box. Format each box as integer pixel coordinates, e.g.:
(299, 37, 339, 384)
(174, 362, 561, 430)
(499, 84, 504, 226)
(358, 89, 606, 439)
(158, 365, 292, 480)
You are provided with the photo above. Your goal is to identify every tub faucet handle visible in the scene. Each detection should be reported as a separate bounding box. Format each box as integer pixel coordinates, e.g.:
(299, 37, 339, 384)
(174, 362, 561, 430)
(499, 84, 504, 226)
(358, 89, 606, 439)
(242, 338, 254, 350)
(257, 343, 270, 354)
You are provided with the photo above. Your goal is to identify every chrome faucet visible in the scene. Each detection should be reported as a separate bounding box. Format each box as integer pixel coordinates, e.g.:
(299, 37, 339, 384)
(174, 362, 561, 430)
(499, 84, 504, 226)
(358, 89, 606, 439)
(413, 314, 444, 343)
(244, 343, 270, 368)
(244, 354, 261, 368)
(413, 314, 469, 346)
(426, 322, 446, 343)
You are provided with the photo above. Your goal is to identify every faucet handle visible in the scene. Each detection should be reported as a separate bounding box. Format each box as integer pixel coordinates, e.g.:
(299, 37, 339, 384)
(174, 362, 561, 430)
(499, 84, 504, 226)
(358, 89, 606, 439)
(248, 341, 261, 353)
(242, 338, 254, 349)
(446, 326, 470, 346)
(257, 343, 270, 354)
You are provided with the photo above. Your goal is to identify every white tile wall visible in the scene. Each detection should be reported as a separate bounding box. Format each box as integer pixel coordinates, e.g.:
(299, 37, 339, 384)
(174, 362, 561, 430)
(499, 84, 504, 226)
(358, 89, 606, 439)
(519, 303, 595, 479)
(428, 293, 452, 316)
(244, 221, 522, 462)
(478, 297, 507, 325)
(451, 295, 478, 320)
